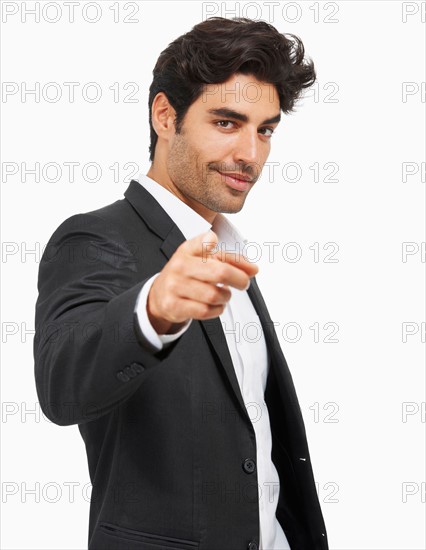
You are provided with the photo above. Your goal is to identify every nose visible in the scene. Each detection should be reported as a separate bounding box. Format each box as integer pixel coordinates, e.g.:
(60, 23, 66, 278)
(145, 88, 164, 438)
(233, 126, 260, 168)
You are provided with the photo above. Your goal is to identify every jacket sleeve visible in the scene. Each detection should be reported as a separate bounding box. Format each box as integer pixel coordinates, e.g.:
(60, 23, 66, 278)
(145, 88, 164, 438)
(33, 213, 183, 427)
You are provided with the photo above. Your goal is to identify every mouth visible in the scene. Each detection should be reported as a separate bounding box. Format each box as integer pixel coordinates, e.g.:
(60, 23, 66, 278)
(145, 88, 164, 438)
(216, 170, 253, 192)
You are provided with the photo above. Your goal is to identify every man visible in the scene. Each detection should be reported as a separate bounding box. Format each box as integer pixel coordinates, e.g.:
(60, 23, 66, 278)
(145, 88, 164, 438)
(34, 16, 328, 550)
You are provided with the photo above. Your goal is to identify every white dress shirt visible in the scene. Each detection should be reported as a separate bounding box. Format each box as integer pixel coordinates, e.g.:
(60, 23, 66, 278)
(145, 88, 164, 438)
(133, 173, 291, 550)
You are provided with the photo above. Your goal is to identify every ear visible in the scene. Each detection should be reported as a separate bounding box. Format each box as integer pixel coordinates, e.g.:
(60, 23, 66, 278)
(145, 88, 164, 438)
(151, 92, 177, 141)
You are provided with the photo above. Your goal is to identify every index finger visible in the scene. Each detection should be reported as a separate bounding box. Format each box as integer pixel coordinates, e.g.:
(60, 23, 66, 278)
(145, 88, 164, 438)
(209, 245, 259, 278)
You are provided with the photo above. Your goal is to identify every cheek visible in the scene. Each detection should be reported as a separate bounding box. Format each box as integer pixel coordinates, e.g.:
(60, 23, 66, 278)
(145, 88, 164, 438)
(200, 135, 235, 164)
(258, 142, 271, 162)
(195, 139, 228, 167)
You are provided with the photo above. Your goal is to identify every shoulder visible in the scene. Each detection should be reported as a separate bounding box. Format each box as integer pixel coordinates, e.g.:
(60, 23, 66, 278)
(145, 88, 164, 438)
(47, 197, 135, 243)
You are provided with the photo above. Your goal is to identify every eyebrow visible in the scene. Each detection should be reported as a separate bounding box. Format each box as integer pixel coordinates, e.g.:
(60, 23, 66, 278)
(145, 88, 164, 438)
(206, 107, 281, 125)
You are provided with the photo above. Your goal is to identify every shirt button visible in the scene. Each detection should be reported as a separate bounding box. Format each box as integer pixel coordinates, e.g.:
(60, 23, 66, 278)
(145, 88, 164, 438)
(242, 458, 256, 474)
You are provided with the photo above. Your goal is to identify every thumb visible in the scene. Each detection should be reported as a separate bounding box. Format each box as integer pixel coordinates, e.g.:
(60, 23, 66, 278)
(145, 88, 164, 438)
(200, 229, 219, 258)
(201, 229, 218, 248)
(185, 229, 219, 257)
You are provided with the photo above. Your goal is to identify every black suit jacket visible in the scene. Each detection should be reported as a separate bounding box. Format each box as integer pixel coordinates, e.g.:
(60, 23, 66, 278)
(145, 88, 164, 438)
(33, 179, 329, 550)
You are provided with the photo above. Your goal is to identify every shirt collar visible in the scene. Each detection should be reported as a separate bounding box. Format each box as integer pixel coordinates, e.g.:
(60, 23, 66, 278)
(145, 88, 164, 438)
(135, 173, 248, 247)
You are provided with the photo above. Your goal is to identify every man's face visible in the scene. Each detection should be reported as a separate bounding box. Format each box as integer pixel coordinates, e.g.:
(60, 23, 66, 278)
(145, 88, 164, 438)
(164, 72, 281, 222)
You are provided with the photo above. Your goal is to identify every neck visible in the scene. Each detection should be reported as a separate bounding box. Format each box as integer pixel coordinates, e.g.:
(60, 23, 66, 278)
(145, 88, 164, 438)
(145, 166, 217, 224)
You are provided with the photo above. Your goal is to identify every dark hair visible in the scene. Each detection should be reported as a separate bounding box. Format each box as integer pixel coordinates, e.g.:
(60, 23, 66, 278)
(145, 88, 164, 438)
(148, 16, 316, 162)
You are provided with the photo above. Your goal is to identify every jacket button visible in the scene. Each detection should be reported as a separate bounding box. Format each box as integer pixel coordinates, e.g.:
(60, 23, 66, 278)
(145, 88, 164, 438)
(117, 363, 144, 382)
(116, 371, 130, 382)
(242, 458, 256, 474)
(123, 365, 138, 378)
(247, 541, 258, 550)
(130, 362, 145, 374)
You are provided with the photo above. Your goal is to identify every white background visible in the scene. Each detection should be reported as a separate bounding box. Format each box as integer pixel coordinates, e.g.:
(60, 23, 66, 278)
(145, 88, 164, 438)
(1, 1, 425, 549)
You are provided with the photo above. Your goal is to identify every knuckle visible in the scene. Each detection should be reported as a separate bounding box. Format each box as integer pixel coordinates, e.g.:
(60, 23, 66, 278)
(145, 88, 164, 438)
(207, 286, 220, 303)
(223, 289, 231, 302)
(162, 294, 176, 312)
(172, 255, 184, 271)
(165, 277, 178, 295)
(167, 311, 179, 323)
(199, 303, 211, 318)
(215, 263, 228, 281)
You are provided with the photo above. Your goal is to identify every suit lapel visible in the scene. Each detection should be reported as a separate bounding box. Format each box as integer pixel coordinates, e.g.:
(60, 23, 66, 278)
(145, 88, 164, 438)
(124, 180, 287, 424)
(160, 223, 255, 423)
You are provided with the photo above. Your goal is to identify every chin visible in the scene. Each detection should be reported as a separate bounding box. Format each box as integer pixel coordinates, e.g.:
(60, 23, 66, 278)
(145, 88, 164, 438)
(221, 203, 245, 214)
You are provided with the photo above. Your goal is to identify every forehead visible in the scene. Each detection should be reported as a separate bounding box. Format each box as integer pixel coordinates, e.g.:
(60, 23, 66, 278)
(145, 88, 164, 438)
(194, 72, 280, 114)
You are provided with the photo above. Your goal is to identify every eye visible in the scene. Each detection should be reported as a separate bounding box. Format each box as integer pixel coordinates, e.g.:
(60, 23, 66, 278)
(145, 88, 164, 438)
(216, 120, 235, 129)
(259, 127, 275, 137)
(215, 120, 275, 137)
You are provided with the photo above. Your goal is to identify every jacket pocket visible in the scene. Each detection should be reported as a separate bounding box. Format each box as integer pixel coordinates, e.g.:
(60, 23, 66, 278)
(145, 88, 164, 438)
(98, 522, 199, 550)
